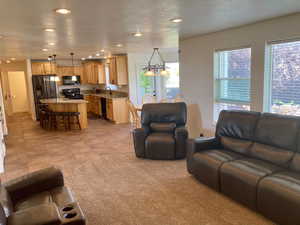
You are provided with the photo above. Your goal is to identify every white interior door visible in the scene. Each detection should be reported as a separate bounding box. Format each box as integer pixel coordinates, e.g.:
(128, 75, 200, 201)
(8, 71, 29, 113)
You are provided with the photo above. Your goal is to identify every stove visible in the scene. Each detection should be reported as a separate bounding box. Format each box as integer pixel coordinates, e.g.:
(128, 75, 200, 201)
(62, 88, 84, 99)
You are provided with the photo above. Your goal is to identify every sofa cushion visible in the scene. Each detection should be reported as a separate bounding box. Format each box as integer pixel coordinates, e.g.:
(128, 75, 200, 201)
(15, 186, 74, 211)
(220, 158, 283, 210)
(145, 133, 175, 159)
(290, 153, 300, 172)
(216, 110, 260, 140)
(257, 171, 300, 225)
(0, 186, 13, 217)
(220, 136, 253, 155)
(150, 122, 176, 133)
(15, 191, 51, 211)
(190, 149, 244, 191)
(254, 113, 300, 151)
(7, 203, 60, 225)
(249, 142, 294, 167)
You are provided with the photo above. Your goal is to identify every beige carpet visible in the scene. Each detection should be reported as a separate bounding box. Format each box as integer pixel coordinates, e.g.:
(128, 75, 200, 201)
(1, 113, 274, 225)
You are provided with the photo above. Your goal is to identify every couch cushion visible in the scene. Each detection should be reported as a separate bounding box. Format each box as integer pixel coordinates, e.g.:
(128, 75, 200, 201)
(216, 110, 260, 140)
(257, 171, 300, 225)
(50, 187, 75, 206)
(249, 142, 294, 167)
(15, 186, 74, 211)
(145, 133, 175, 159)
(15, 191, 52, 211)
(0, 203, 6, 225)
(7, 203, 60, 225)
(254, 113, 300, 151)
(150, 122, 176, 133)
(220, 158, 283, 210)
(142, 102, 187, 127)
(220, 136, 253, 155)
(0, 186, 13, 217)
(189, 149, 244, 191)
(290, 153, 300, 172)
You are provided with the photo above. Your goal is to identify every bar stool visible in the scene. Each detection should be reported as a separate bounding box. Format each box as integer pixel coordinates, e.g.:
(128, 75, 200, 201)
(66, 112, 81, 130)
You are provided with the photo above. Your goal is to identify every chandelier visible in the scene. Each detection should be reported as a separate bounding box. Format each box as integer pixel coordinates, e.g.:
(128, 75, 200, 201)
(143, 48, 169, 76)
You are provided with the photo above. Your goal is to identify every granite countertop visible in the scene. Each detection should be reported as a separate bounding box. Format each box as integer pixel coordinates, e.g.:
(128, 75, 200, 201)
(83, 93, 128, 99)
(40, 98, 88, 104)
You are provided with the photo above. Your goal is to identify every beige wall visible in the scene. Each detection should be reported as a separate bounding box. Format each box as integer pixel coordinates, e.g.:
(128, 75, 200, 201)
(180, 13, 300, 137)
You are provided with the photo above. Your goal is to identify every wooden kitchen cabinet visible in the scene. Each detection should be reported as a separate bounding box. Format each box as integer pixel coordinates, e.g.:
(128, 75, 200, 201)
(107, 55, 128, 85)
(31, 62, 57, 75)
(57, 66, 82, 76)
(106, 98, 128, 124)
(82, 61, 105, 85)
(84, 95, 101, 116)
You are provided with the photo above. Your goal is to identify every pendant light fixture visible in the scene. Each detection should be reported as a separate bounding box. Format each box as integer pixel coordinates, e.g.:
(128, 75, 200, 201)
(143, 48, 169, 76)
(52, 54, 60, 82)
(70, 52, 77, 81)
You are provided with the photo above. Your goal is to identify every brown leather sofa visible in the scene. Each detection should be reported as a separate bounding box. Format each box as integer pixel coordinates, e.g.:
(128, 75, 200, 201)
(133, 102, 188, 160)
(0, 167, 85, 225)
(187, 110, 300, 225)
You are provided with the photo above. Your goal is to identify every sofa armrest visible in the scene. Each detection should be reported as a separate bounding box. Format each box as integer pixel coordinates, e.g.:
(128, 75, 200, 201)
(4, 167, 64, 203)
(186, 137, 220, 158)
(132, 128, 148, 158)
(7, 203, 60, 225)
(175, 127, 188, 159)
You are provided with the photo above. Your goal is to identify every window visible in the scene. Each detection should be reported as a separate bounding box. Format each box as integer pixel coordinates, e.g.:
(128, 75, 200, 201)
(164, 62, 180, 99)
(214, 48, 251, 120)
(137, 62, 180, 104)
(267, 40, 300, 116)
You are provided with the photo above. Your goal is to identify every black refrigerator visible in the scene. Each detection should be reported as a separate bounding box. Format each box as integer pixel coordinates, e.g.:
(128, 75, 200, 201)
(32, 75, 57, 120)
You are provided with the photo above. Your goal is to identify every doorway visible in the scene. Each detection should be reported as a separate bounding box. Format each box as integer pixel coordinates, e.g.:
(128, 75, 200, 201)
(7, 71, 29, 113)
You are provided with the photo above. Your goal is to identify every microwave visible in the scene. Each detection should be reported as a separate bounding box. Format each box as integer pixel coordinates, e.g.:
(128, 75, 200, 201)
(62, 76, 81, 85)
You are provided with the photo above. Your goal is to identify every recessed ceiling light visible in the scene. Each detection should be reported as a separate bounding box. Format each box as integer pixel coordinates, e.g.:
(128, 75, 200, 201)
(42, 48, 49, 52)
(81, 58, 86, 61)
(6, 60, 11, 64)
(48, 42, 55, 46)
(116, 44, 123, 47)
(96, 53, 100, 57)
(11, 58, 16, 61)
(45, 28, 55, 32)
(55, 8, 71, 15)
(88, 55, 92, 59)
(133, 31, 143, 37)
(170, 18, 183, 23)
(101, 49, 105, 52)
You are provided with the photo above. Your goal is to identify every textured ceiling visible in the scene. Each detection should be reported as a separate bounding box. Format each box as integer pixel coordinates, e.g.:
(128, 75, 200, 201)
(0, 0, 299, 60)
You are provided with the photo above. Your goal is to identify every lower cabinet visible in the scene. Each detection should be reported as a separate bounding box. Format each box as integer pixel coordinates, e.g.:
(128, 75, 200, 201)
(85, 95, 129, 124)
(84, 95, 101, 116)
(106, 98, 129, 124)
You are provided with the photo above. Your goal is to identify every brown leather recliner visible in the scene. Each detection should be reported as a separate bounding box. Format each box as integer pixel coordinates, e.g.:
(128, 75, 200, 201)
(0, 167, 85, 225)
(133, 102, 188, 160)
(187, 110, 300, 225)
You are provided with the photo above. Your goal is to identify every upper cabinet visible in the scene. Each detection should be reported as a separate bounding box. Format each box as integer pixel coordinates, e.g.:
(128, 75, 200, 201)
(107, 55, 128, 86)
(31, 62, 57, 75)
(56, 66, 82, 77)
(82, 61, 106, 85)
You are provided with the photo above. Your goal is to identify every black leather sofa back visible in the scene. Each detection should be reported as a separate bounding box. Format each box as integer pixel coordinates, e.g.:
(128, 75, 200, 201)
(215, 110, 260, 155)
(250, 113, 300, 167)
(141, 102, 187, 127)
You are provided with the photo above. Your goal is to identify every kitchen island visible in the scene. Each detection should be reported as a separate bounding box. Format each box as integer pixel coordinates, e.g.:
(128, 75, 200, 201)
(40, 98, 88, 129)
